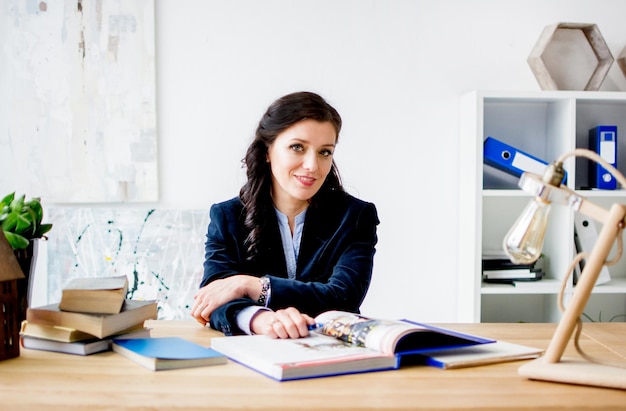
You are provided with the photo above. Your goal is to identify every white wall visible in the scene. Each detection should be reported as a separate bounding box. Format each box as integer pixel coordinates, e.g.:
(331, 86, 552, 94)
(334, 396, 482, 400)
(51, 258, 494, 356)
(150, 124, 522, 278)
(155, 0, 626, 321)
(5, 0, 626, 320)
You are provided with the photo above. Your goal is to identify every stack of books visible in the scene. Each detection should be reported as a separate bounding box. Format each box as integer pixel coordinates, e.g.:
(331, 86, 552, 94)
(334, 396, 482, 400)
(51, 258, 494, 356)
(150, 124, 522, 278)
(482, 253, 544, 284)
(20, 275, 158, 355)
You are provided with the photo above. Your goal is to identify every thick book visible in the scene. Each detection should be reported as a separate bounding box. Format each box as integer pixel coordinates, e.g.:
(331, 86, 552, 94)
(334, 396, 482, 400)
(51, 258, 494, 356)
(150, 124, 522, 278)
(59, 275, 129, 314)
(210, 310, 493, 381)
(21, 335, 112, 355)
(112, 337, 227, 371)
(20, 321, 148, 342)
(20, 320, 98, 342)
(21, 327, 151, 356)
(26, 299, 158, 339)
(414, 340, 543, 369)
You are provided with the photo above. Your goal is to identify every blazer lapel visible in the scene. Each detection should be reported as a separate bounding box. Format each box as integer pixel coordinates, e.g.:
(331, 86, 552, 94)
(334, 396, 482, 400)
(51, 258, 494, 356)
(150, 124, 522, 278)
(296, 206, 329, 280)
(260, 212, 289, 279)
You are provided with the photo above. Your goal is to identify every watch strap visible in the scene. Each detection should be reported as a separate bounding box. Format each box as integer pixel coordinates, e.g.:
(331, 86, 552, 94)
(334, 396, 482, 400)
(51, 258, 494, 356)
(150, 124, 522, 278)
(257, 276, 271, 306)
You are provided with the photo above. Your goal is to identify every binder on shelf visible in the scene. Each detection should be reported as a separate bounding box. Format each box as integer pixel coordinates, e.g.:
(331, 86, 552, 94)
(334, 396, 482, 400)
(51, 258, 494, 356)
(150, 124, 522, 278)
(483, 137, 567, 184)
(588, 125, 617, 190)
(573, 214, 611, 285)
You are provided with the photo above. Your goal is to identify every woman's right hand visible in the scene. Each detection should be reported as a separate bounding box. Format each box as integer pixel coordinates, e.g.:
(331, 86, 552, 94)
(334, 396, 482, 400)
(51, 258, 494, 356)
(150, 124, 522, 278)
(191, 275, 256, 326)
(251, 307, 316, 339)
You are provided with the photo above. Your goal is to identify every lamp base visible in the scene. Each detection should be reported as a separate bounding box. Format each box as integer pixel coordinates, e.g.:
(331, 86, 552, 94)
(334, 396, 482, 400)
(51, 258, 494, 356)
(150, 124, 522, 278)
(519, 357, 626, 390)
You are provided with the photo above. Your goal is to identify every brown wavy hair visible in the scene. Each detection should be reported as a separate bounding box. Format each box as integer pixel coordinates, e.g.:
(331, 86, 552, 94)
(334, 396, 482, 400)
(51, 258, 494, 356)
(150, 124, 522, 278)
(239, 91, 344, 260)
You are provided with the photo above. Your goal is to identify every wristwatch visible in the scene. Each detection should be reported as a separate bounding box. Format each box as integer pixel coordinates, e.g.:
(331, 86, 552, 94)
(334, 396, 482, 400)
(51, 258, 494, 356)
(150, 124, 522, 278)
(257, 276, 271, 306)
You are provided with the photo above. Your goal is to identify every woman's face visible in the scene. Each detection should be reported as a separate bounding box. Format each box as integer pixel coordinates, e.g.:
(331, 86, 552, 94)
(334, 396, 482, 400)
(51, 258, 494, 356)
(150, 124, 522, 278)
(267, 119, 337, 213)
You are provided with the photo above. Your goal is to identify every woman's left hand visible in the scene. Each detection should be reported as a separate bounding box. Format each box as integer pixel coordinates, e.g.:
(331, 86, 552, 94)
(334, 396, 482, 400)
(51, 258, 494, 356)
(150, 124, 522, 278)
(191, 275, 255, 325)
(251, 307, 316, 338)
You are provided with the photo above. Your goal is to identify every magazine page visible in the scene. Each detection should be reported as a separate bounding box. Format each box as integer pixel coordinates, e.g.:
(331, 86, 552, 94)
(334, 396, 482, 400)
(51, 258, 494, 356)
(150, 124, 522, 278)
(314, 311, 428, 355)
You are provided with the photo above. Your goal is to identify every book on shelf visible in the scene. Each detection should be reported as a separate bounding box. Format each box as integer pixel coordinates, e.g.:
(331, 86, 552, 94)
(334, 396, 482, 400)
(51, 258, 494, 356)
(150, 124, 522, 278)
(411, 340, 543, 369)
(112, 337, 227, 371)
(59, 275, 129, 314)
(482, 258, 537, 271)
(482, 269, 543, 280)
(20, 326, 151, 356)
(482, 252, 544, 282)
(26, 299, 158, 339)
(482, 251, 544, 270)
(210, 310, 494, 381)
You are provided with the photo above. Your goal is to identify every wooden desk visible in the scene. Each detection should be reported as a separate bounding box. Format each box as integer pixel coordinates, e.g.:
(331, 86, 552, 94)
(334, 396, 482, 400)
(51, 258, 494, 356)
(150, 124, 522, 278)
(1, 321, 626, 410)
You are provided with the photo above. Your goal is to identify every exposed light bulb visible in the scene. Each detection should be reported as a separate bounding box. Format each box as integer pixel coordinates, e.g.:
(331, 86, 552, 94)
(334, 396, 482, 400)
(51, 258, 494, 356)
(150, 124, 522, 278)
(503, 162, 566, 265)
(503, 196, 551, 265)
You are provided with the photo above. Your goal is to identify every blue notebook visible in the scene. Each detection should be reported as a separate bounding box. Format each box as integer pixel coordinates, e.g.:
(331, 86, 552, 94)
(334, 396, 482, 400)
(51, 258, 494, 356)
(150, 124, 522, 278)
(112, 337, 227, 370)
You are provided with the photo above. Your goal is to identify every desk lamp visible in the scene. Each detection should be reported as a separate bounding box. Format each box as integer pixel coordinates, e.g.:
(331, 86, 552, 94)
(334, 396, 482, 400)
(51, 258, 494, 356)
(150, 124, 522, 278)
(503, 148, 626, 389)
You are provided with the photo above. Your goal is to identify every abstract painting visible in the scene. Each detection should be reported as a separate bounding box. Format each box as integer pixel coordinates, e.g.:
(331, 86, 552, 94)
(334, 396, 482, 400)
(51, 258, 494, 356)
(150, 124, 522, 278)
(46, 208, 209, 319)
(0, 0, 157, 202)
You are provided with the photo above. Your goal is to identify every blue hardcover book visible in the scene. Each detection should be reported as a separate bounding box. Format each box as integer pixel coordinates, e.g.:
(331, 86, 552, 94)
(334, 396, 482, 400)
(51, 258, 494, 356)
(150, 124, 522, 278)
(589, 125, 617, 190)
(112, 337, 227, 370)
(483, 137, 567, 184)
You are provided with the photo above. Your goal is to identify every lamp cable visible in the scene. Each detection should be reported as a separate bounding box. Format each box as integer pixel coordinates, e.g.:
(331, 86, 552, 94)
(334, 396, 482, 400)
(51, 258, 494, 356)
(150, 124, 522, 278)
(556, 148, 626, 368)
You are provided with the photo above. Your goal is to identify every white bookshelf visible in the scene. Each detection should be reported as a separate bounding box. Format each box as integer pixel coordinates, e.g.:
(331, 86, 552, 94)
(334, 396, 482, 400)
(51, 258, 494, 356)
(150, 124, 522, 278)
(458, 90, 626, 323)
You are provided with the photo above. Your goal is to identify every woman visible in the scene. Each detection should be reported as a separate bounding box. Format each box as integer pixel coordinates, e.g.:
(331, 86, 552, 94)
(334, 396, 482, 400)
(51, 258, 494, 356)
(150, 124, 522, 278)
(191, 91, 379, 339)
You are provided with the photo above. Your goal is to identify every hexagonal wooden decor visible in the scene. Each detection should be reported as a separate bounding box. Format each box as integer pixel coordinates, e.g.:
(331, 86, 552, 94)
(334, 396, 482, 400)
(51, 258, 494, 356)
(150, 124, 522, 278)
(528, 22, 614, 91)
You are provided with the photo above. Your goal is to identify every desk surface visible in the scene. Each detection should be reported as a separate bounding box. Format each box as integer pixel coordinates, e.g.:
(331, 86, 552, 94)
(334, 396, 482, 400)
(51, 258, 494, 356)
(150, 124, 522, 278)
(2, 320, 626, 410)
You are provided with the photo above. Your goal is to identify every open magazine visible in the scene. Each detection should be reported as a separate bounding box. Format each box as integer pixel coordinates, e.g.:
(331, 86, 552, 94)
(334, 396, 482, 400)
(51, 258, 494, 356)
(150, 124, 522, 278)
(313, 310, 492, 355)
(210, 310, 493, 381)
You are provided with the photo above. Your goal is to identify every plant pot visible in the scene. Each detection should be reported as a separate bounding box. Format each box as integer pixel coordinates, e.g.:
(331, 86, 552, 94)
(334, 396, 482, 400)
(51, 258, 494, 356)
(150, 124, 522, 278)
(13, 240, 37, 324)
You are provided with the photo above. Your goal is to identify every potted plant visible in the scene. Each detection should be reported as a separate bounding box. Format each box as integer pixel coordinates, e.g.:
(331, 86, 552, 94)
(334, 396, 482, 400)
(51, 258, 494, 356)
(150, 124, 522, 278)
(0, 192, 53, 250)
(0, 192, 53, 322)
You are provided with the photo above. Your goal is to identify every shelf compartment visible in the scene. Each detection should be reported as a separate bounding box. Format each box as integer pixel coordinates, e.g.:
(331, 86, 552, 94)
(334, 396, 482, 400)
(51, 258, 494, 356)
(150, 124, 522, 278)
(458, 90, 626, 323)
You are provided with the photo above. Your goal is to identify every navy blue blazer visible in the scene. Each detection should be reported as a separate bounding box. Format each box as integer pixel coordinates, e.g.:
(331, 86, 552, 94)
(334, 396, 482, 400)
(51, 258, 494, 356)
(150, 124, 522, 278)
(201, 190, 379, 335)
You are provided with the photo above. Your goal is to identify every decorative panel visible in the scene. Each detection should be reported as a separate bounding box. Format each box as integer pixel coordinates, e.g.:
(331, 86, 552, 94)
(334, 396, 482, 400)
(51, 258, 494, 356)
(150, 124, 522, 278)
(47, 208, 209, 319)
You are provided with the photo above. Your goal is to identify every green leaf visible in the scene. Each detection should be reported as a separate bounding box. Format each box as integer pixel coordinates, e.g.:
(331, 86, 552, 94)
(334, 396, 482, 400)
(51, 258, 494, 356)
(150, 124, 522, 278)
(0, 206, 10, 223)
(0, 192, 15, 208)
(25, 199, 43, 223)
(36, 223, 53, 237)
(1, 212, 18, 231)
(10, 194, 25, 213)
(14, 211, 34, 235)
(3, 231, 29, 250)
